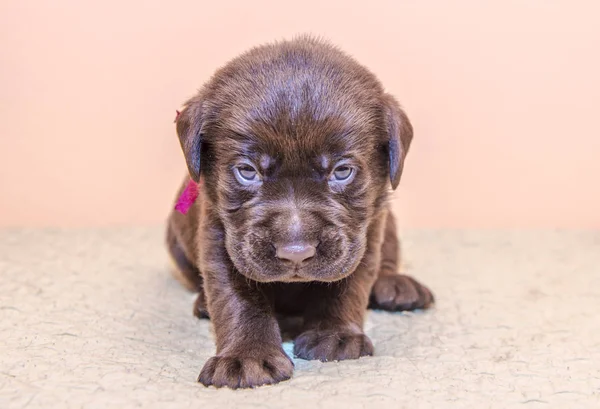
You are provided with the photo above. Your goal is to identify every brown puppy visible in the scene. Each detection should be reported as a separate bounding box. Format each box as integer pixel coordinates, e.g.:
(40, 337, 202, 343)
(166, 35, 434, 389)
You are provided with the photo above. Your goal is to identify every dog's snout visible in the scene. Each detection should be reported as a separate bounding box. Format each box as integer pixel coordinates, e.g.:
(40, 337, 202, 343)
(275, 242, 316, 265)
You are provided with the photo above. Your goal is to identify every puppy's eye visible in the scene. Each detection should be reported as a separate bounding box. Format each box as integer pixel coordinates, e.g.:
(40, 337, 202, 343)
(332, 165, 353, 181)
(234, 164, 261, 185)
(238, 166, 257, 180)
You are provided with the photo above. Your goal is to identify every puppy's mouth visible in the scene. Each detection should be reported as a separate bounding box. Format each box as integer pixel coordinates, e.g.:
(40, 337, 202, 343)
(278, 267, 355, 283)
(272, 264, 319, 283)
(286, 273, 312, 282)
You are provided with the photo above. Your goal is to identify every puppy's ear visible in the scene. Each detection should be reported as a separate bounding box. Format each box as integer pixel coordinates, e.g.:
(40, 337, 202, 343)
(382, 94, 413, 190)
(175, 96, 205, 182)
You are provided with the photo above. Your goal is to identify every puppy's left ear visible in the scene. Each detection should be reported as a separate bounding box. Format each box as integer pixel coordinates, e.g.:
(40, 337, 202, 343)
(175, 96, 205, 183)
(382, 94, 413, 190)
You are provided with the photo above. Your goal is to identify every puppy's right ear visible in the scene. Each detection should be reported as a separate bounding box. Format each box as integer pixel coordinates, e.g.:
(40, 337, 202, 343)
(382, 94, 414, 190)
(175, 96, 204, 183)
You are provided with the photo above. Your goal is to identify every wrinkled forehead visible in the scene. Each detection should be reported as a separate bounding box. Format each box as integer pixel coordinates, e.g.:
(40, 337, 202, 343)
(211, 98, 382, 162)
(215, 113, 377, 166)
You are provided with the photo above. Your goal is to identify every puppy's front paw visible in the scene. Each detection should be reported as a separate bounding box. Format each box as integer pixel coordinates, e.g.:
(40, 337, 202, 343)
(369, 274, 434, 311)
(197, 348, 294, 389)
(293, 329, 373, 362)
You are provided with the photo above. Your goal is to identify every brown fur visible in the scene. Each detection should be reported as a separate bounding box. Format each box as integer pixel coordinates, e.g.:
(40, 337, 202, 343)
(166, 35, 434, 389)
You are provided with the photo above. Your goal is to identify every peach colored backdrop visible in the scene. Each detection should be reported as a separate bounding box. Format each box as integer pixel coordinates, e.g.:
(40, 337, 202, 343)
(1, 0, 599, 228)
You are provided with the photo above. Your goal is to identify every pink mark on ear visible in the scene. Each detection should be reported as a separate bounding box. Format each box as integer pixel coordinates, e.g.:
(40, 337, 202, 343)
(175, 179, 200, 215)
(174, 110, 181, 123)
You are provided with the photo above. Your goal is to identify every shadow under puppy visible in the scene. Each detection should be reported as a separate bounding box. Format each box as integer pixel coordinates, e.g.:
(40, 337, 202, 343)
(166, 35, 434, 389)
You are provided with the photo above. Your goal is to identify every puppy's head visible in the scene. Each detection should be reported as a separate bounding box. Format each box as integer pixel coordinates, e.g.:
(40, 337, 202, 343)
(176, 36, 413, 282)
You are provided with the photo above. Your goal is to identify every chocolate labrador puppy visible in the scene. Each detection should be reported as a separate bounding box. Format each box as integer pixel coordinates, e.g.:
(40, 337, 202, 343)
(166, 35, 434, 389)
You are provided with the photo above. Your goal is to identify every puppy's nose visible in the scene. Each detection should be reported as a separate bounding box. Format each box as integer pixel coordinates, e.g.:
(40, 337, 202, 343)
(275, 242, 316, 265)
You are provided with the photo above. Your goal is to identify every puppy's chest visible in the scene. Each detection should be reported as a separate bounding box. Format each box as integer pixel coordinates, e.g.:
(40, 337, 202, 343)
(265, 283, 319, 315)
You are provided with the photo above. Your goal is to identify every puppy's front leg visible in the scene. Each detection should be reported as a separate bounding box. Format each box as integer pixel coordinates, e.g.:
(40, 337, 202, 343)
(293, 216, 386, 362)
(293, 270, 376, 362)
(198, 263, 293, 388)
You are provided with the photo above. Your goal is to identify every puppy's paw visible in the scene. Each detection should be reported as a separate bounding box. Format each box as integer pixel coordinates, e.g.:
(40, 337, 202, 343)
(368, 274, 434, 311)
(197, 348, 294, 389)
(293, 329, 374, 362)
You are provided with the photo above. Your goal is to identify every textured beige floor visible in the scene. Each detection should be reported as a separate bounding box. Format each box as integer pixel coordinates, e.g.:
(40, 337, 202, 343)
(1, 228, 599, 408)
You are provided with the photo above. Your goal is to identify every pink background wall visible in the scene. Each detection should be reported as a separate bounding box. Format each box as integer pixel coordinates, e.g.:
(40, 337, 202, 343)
(1, 0, 599, 228)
